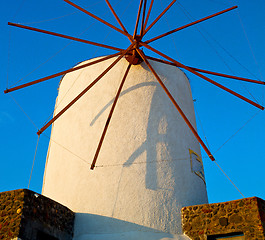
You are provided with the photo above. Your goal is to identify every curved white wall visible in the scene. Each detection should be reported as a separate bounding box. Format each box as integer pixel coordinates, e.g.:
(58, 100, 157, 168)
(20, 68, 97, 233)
(42, 56, 208, 239)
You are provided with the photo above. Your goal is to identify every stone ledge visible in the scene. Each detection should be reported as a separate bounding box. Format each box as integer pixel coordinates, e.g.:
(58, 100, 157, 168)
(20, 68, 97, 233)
(182, 197, 265, 240)
(0, 189, 75, 240)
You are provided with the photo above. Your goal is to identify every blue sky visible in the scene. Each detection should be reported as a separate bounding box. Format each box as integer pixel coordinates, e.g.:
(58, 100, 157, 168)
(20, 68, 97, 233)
(1, 0, 264, 204)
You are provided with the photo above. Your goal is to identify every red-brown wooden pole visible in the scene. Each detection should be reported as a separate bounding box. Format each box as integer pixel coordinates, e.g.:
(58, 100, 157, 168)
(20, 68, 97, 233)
(8, 22, 123, 52)
(143, 0, 177, 37)
(133, 0, 144, 39)
(91, 61, 133, 170)
(104, 0, 133, 44)
(105, 0, 127, 33)
(4, 52, 122, 94)
(37, 43, 135, 135)
(141, 43, 264, 110)
(145, 6, 238, 44)
(145, 56, 265, 85)
(143, 0, 154, 32)
(136, 49, 215, 161)
(64, 0, 133, 41)
(140, 0, 148, 37)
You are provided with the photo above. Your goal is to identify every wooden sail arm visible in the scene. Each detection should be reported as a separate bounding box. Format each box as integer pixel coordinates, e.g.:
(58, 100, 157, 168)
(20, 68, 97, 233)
(104, 0, 133, 44)
(145, 56, 265, 85)
(64, 0, 134, 42)
(8, 22, 123, 52)
(105, 0, 128, 33)
(143, 0, 154, 32)
(140, 0, 148, 37)
(141, 42, 264, 110)
(4, 52, 122, 94)
(142, 0, 177, 37)
(37, 43, 135, 135)
(145, 5, 238, 44)
(91, 61, 133, 170)
(133, 0, 144, 39)
(135, 48, 215, 161)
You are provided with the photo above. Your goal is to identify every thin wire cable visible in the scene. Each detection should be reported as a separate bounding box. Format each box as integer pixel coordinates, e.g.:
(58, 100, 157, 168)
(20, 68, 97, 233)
(11, 0, 27, 20)
(213, 111, 260, 154)
(175, 0, 260, 104)
(28, 135, 40, 189)
(214, 160, 245, 198)
(235, 10, 264, 81)
(9, 94, 39, 130)
(42, 0, 133, 125)
(18, 12, 78, 25)
(18, 0, 104, 25)
(7, 29, 11, 88)
(234, 8, 264, 105)
(42, 133, 92, 166)
(194, 103, 211, 150)
(158, 0, 181, 61)
(9, 0, 124, 88)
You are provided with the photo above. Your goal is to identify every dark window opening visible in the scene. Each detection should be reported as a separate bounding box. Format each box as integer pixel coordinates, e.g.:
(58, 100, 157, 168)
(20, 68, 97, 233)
(37, 231, 59, 240)
(208, 232, 245, 240)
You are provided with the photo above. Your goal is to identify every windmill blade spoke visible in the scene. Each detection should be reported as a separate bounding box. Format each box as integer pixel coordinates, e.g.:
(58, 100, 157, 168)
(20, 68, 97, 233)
(145, 55, 265, 85)
(145, 5, 238, 44)
(4, 52, 122, 94)
(64, 0, 133, 41)
(143, 0, 177, 37)
(105, 0, 127, 34)
(141, 43, 264, 110)
(91, 61, 133, 170)
(37, 43, 136, 136)
(140, 0, 148, 37)
(133, 0, 144, 38)
(8, 22, 123, 52)
(136, 49, 215, 161)
(143, 0, 154, 32)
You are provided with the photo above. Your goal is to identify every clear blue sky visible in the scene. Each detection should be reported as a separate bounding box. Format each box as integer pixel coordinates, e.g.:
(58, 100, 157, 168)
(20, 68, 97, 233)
(0, 0, 264, 204)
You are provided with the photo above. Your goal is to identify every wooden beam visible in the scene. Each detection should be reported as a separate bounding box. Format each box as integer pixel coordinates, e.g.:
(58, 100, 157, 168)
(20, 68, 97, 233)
(145, 6, 238, 44)
(37, 43, 135, 135)
(8, 22, 123, 51)
(136, 49, 215, 161)
(91, 61, 133, 169)
(4, 52, 122, 94)
(141, 42, 264, 110)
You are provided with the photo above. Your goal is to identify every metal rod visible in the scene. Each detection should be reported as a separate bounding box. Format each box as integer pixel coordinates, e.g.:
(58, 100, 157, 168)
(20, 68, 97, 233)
(91, 61, 133, 170)
(141, 42, 264, 110)
(136, 49, 215, 161)
(133, 0, 144, 39)
(4, 52, 122, 94)
(64, 0, 133, 41)
(143, 0, 154, 32)
(8, 22, 123, 52)
(140, 0, 148, 37)
(37, 43, 135, 135)
(143, 0, 177, 37)
(145, 5, 238, 44)
(145, 55, 265, 85)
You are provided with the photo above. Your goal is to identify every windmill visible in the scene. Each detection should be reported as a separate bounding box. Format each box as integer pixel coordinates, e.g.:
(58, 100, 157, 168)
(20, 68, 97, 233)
(4, 0, 264, 238)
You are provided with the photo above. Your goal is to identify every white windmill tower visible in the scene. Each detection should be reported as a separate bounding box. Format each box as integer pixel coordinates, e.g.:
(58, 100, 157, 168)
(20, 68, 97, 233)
(5, 0, 264, 239)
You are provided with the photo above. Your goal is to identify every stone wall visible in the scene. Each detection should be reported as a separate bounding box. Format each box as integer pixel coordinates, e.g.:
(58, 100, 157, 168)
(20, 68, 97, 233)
(0, 189, 75, 240)
(182, 197, 265, 239)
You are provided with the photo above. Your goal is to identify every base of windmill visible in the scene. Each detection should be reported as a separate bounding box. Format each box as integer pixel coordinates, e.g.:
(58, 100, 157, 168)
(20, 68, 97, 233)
(1, 189, 265, 240)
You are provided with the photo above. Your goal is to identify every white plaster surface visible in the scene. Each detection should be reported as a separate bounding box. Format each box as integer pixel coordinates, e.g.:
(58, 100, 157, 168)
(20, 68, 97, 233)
(42, 56, 207, 239)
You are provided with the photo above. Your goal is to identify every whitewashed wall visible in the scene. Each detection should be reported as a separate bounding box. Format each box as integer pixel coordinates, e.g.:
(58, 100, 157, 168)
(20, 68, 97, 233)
(42, 56, 208, 239)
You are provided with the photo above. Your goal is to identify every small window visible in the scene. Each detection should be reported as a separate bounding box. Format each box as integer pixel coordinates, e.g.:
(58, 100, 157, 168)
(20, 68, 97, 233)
(37, 231, 59, 240)
(208, 233, 245, 240)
